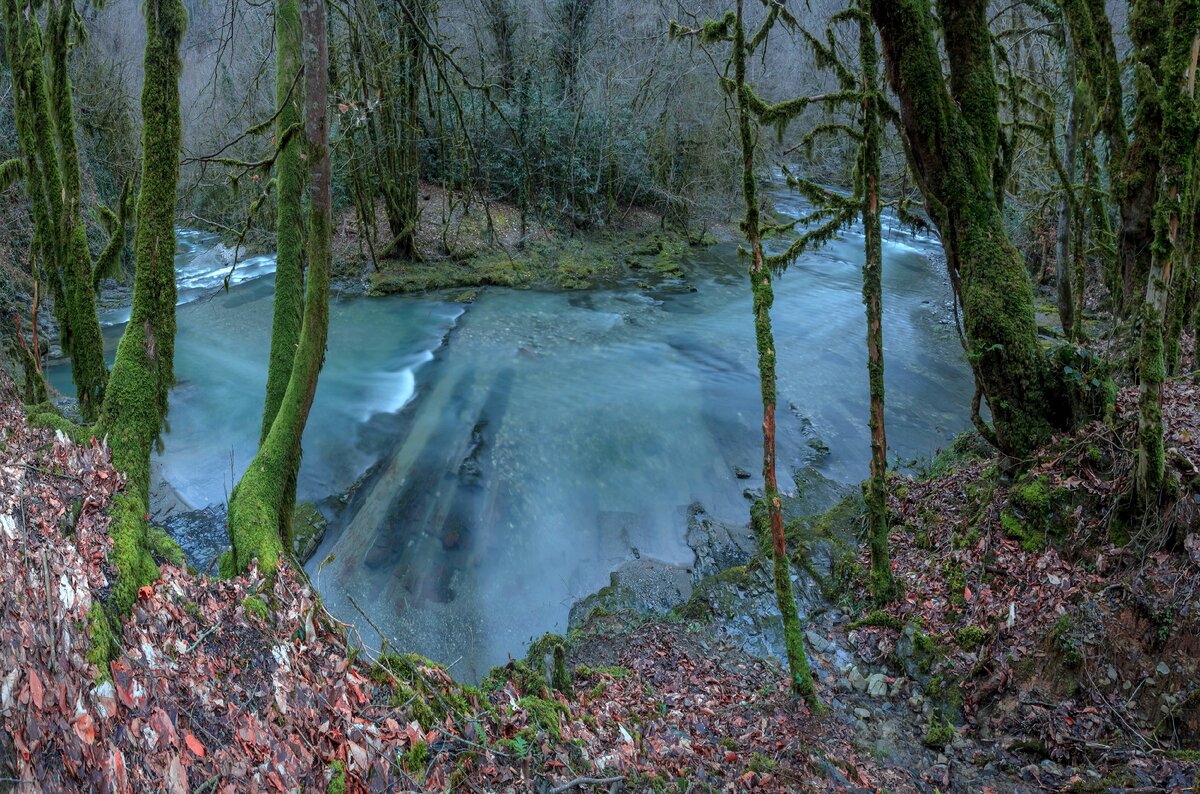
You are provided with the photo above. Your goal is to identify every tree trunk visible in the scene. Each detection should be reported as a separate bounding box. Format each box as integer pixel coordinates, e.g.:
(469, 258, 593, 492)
(1056, 45, 1080, 338)
(731, 0, 815, 704)
(93, 0, 187, 615)
(1135, 15, 1199, 504)
(261, 0, 306, 446)
(1119, 1, 1168, 313)
(227, 0, 331, 575)
(3, 0, 108, 418)
(872, 0, 1068, 460)
(858, 0, 896, 604)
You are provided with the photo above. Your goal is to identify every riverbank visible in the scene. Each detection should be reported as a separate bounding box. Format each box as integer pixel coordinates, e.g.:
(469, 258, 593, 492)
(329, 184, 722, 296)
(7, 366, 1197, 791)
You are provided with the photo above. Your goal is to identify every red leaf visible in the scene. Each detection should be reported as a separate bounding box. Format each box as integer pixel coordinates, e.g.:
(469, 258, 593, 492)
(74, 711, 96, 745)
(28, 668, 44, 710)
(138, 585, 154, 601)
(185, 732, 206, 758)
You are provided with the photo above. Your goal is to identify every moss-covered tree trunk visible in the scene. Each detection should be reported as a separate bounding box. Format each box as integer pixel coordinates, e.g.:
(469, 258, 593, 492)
(85, 0, 187, 622)
(1118, 1, 1167, 313)
(227, 0, 331, 575)
(872, 0, 1069, 460)
(857, 1, 896, 604)
(261, 0, 306, 446)
(3, 0, 108, 419)
(1054, 41, 1080, 339)
(1134, 9, 1198, 504)
(731, 0, 815, 705)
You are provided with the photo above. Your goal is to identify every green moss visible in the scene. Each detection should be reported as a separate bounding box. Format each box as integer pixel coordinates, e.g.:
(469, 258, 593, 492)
(551, 644, 571, 693)
(748, 752, 776, 773)
(484, 658, 548, 697)
(402, 739, 429, 779)
(849, 611, 904, 631)
(517, 696, 567, 741)
(260, 0, 305, 451)
(923, 713, 955, 748)
(576, 664, 630, 679)
(86, 603, 116, 675)
(106, 493, 160, 615)
(1001, 474, 1064, 553)
(946, 563, 966, 607)
(956, 626, 987, 652)
(146, 525, 185, 566)
(242, 596, 270, 621)
(326, 760, 346, 794)
(373, 652, 477, 728)
(291, 501, 328, 562)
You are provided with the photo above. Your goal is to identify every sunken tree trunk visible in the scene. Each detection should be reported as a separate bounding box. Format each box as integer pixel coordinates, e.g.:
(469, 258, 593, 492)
(872, 0, 1068, 459)
(857, 0, 896, 603)
(226, 0, 331, 575)
(731, 0, 816, 704)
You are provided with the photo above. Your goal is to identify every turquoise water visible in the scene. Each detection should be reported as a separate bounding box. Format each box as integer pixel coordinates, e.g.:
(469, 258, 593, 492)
(49, 204, 973, 680)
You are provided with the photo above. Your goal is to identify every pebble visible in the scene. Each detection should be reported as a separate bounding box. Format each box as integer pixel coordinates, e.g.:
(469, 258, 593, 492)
(1156, 661, 1171, 676)
(854, 707, 871, 719)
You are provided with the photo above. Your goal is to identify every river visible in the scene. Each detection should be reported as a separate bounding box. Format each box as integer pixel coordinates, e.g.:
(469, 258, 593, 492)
(48, 198, 973, 681)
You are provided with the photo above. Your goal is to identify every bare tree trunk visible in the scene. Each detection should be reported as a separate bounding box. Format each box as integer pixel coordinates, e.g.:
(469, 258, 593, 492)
(731, 0, 815, 705)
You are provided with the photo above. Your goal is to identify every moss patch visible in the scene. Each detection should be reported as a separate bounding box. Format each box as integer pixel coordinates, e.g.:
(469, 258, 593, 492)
(367, 230, 693, 296)
(516, 695, 568, 741)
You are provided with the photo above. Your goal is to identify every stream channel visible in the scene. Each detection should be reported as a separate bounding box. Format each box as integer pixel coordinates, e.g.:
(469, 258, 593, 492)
(49, 192, 974, 681)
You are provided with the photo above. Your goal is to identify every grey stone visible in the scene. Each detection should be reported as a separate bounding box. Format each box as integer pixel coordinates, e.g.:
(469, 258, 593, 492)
(848, 667, 869, 692)
(806, 630, 831, 653)
(867, 673, 889, 698)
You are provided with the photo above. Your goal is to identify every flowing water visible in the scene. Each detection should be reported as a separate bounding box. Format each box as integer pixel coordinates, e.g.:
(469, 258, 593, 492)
(48, 197, 974, 681)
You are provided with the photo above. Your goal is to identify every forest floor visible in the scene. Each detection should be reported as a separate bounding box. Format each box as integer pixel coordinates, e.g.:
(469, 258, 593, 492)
(2, 367, 1199, 791)
(331, 185, 723, 298)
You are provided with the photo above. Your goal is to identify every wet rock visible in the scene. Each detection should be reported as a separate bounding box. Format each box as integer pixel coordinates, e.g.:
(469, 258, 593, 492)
(568, 559, 693, 629)
(732, 466, 752, 480)
(684, 503, 755, 581)
(160, 504, 228, 572)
